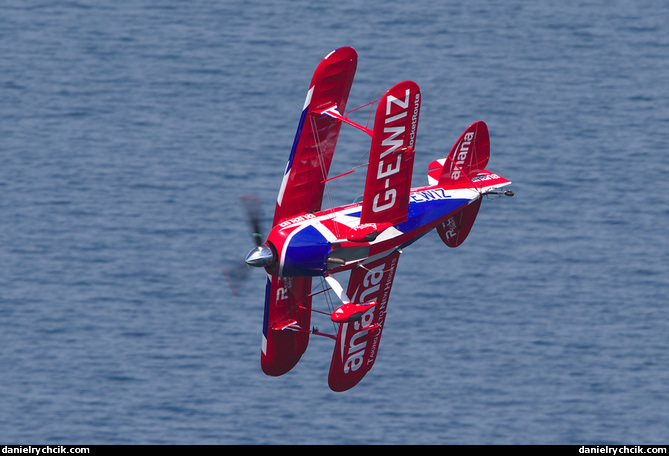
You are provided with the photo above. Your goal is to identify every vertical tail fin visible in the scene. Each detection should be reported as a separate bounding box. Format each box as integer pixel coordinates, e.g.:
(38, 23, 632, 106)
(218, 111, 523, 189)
(427, 121, 490, 188)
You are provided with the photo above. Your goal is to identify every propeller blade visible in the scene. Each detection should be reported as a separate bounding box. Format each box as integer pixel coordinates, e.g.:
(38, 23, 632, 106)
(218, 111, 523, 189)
(240, 195, 264, 247)
(222, 261, 251, 296)
(221, 195, 266, 295)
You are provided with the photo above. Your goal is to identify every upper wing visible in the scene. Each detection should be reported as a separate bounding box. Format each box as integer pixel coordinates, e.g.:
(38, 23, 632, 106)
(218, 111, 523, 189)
(261, 275, 312, 376)
(327, 250, 401, 392)
(273, 47, 358, 226)
(360, 80, 421, 226)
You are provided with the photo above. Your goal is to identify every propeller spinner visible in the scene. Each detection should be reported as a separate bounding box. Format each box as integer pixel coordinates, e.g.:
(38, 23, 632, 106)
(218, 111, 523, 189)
(245, 244, 273, 267)
(240, 195, 274, 268)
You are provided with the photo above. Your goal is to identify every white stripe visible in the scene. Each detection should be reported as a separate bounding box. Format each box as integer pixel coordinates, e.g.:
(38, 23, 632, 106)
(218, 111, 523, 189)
(278, 226, 302, 276)
(325, 275, 350, 304)
(276, 167, 290, 206)
(325, 274, 351, 363)
(277, 87, 315, 208)
(303, 86, 314, 111)
(339, 322, 348, 361)
(313, 221, 340, 243)
(373, 226, 403, 243)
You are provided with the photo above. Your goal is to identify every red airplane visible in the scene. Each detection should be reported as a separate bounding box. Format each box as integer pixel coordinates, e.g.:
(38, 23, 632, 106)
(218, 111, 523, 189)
(238, 46, 513, 392)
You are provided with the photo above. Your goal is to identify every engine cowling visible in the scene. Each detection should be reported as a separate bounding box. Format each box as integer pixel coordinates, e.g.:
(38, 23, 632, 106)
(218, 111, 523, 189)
(266, 223, 331, 277)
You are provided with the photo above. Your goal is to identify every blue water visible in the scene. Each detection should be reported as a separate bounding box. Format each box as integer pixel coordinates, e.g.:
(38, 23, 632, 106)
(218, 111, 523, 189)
(1, 0, 668, 445)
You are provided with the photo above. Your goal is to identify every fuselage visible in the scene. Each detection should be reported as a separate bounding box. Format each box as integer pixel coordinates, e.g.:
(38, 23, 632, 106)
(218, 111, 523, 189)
(262, 184, 481, 277)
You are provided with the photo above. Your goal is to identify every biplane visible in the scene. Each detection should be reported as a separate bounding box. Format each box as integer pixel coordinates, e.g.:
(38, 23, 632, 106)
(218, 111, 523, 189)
(237, 46, 513, 392)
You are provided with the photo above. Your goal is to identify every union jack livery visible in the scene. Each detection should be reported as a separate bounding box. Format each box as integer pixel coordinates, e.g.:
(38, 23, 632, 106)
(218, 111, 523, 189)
(239, 46, 513, 391)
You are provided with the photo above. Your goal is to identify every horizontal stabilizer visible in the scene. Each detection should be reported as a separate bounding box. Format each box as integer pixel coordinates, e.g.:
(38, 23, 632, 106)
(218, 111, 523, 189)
(360, 80, 421, 226)
(437, 197, 482, 248)
(427, 158, 446, 186)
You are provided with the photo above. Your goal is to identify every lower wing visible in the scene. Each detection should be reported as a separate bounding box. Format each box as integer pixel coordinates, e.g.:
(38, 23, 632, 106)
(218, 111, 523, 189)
(261, 275, 313, 376)
(328, 250, 401, 392)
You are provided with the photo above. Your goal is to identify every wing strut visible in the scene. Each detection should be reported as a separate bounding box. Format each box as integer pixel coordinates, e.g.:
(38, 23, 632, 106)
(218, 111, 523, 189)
(315, 104, 374, 137)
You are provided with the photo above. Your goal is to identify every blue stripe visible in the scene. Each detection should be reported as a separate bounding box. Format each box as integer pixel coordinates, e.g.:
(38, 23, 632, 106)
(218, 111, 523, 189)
(262, 276, 272, 338)
(343, 199, 470, 234)
(285, 104, 309, 175)
(398, 198, 470, 233)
